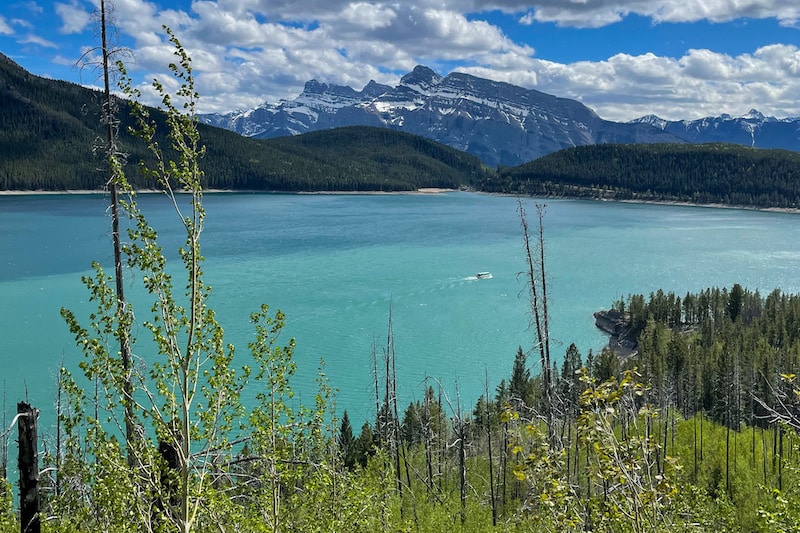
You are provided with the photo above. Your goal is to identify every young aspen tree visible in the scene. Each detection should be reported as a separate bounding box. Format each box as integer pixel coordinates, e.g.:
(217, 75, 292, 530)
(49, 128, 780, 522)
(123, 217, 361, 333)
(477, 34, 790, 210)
(59, 27, 275, 532)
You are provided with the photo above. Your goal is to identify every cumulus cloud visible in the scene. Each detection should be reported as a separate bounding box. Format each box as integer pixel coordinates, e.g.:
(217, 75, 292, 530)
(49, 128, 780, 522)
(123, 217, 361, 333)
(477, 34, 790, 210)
(523, 45, 800, 121)
(480, 0, 800, 28)
(96, 1, 536, 113)
(55, 1, 91, 34)
(40, 0, 797, 122)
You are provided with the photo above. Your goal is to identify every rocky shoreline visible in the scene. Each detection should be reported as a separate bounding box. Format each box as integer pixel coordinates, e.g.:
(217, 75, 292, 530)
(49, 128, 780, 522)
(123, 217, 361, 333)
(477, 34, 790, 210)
(593, 309, 638, 359)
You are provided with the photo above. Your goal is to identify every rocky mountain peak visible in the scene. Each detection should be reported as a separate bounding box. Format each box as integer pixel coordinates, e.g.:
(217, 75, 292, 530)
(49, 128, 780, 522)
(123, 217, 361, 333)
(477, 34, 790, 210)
(300, 79, 359, 99)
(399, 65, 443, 93)
(743, 109, 764, 120)
(302, 79, 326, 94)
(361, 80, 392, 98)
(629, 114, 668, 130)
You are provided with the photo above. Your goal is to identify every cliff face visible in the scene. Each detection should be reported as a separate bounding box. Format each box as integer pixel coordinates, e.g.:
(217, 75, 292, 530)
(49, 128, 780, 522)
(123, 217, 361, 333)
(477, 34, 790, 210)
(593, 309, 638, 358)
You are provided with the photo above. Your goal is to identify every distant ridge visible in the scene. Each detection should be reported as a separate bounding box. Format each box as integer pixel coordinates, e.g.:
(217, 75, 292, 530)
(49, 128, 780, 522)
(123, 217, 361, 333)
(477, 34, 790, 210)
(630, 110, 800, 151)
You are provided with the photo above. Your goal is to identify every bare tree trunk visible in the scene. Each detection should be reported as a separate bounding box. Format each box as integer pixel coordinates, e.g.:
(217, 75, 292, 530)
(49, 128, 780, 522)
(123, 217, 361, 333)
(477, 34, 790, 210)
(438, 385, 445, 493)
(700, 410, 704, 461)
(485, 371, 497, 526)
(455, 392, 467, 525)
(1, 382, 6, 497)
(573, 420, 580, 482)
(55, 370, 62, 498)
(501, 421, 508, 508)
(423, 384, 434, 496)
(99, 0, 135, 463)
(384, 305, 404, 504)
(778, 425, 784, 491)
(725, 415, 731, 495)
(373, 337, 380, 435)
(693, 411, 698, 482)
(517, 200, 552, 439)
(565, 418, 572, 485)
(17, 402, 40, 533)
(661, 401, 668, 476)
(762, 426, 768, 485)
(535, 204, 553, 437)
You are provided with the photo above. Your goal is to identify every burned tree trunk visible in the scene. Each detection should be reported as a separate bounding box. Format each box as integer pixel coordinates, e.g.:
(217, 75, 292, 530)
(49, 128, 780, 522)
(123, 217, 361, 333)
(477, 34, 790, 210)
(17, 402, 40, 533)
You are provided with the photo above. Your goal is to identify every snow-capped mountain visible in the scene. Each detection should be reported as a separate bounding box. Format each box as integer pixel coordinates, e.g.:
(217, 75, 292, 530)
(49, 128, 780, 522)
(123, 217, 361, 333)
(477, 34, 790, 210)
(630, 110, 800, 151)
(199, 65, 683, 167)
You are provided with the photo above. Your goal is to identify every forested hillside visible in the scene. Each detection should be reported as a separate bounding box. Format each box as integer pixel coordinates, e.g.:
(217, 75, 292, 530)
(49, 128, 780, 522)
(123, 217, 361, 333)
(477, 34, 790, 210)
(0, 53, 489, 191)
(482, 143, 800, 208)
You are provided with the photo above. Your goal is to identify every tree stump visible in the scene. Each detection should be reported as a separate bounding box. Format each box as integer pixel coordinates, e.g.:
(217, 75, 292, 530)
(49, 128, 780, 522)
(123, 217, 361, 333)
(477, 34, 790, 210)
(17, 402, 39, 533)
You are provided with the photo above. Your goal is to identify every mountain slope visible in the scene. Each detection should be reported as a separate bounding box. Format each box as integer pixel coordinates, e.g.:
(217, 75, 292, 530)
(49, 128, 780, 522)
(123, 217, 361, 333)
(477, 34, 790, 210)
(0, 54, 488, 191)
(200, 65, 685, 167)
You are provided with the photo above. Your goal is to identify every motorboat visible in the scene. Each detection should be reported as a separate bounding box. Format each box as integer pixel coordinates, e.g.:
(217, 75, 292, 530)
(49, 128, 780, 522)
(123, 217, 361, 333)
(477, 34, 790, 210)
(475, 272, 493, 279)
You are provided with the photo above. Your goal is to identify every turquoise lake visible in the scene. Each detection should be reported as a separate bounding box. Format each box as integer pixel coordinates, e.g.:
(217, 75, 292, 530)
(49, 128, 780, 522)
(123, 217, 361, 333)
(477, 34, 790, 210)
(2, 192, 800, 433)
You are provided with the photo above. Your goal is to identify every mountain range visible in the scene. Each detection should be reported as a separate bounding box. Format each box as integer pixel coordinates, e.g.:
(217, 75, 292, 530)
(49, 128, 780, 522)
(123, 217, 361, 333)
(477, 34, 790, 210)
(630, 110, 800, 151)
(201, 66, 800, 167)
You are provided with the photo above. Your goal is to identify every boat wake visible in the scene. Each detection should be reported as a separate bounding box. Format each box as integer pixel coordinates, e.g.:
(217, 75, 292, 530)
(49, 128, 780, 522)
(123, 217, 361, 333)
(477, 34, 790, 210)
(465, 272, 493, 281)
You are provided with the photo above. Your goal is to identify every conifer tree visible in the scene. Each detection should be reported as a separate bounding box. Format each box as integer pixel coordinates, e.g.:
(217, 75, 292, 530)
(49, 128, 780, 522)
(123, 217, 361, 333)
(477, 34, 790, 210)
(339, 410, 357, 469)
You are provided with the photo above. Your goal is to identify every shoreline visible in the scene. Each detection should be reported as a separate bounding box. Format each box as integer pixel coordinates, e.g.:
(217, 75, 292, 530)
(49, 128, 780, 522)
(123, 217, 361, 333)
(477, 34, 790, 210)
(0, 187, 456, 196)
(476, 190, 800, 215)
(1, 188, 799, 213)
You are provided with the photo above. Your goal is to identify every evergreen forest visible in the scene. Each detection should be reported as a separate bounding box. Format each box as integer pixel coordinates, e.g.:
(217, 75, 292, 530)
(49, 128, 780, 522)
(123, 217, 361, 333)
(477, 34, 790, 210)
(482, 143, 800, 208)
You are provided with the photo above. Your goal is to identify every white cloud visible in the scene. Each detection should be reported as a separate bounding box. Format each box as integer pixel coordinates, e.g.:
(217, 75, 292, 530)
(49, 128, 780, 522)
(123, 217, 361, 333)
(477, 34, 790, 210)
(24, 2, 44, 14)
(49, 0, 797, 122)
(12, 18, 34, 30)
(339, 2, 396, 30)
(0, 17, 13, 35)
(19, 33, 58, 48)
(55, 1, 91, 34)
(520, 45, 800, 121)
(449, 0, 800, 27)
(453, 44, 800, 122)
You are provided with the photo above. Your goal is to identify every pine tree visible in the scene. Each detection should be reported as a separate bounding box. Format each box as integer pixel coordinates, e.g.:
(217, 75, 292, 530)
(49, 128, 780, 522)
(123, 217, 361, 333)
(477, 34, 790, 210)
(509, 346, 531, 409)
(339, 410, 356, 469)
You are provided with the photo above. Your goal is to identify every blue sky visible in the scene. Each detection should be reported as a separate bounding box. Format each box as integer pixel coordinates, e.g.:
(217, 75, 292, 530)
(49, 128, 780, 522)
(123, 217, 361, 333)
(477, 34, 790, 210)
(1, 1, 799, 121)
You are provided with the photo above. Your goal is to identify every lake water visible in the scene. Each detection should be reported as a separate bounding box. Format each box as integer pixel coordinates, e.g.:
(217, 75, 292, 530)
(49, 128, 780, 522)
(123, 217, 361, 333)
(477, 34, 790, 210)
(2, 192, 800, 433)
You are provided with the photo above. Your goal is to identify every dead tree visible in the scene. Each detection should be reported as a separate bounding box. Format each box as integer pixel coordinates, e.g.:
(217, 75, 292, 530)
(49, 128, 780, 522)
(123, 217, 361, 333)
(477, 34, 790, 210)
(17, 402, 40, 533)
(518, 200, 553, 439)
(485, 370, 497, 526)
(1, 382, 6, 499)
(79, 0, 136, 461)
